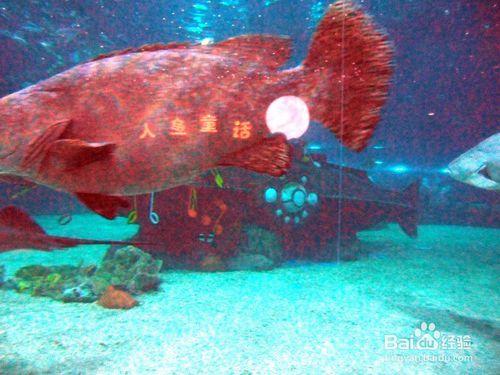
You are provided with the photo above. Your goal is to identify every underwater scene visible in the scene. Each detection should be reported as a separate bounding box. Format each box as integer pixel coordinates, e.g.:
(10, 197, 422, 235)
(0, 0, 498, 373)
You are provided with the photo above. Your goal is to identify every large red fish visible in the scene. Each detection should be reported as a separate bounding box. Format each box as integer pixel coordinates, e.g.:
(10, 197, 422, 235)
(0, 1, 392, 219)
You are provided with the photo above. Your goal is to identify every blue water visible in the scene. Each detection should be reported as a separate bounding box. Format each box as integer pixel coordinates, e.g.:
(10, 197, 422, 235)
(0, 1, 498, 373)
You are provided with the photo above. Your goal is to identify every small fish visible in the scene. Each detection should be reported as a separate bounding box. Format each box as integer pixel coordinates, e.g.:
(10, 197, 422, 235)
(39, 40, 55, 50)
(99, 32, 114, 46)
(448, 133, 499, 191)
(0, 1, 393, 219)
(55, 26, 84, 45)
(21, 22, 43, 33)
(0, 30, 28, 45)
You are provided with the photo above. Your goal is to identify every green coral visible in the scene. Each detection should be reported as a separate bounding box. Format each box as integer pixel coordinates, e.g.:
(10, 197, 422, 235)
(16, 280, 31, 293)
(12, 265, 96, 300)
(46, 273, 62, 286)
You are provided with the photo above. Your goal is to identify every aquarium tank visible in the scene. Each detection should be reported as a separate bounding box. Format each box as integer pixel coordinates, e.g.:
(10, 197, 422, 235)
(0, 0, 498, 373)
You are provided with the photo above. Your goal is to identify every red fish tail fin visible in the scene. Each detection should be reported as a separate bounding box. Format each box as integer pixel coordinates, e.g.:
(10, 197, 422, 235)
(395, 180, 420, 238)
(295, 0, 393, 151)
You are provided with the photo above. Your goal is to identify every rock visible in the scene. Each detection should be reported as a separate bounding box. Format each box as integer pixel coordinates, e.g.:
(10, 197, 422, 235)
(9, 247, 162, 305)
(98, 285, 137, 309)
(227, 253, 275, 271)
(15, 265, 51, 279)
(92, 246, 162, 295)
(0, 265, 4, 286)
(62, 282, 97, 303)
(241, 225, 283, 264)
(224, 225, 282, 271)
(198, 254, 226, 272)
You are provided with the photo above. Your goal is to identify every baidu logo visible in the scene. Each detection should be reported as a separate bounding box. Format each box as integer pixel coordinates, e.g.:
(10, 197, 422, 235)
(384, 322, 472, 351)
(413, 321, 441, 349)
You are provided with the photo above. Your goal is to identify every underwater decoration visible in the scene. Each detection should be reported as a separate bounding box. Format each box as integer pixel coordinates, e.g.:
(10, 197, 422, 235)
(0, 0, 497, 373)
(263, 176, 319, 225)
(92, 245, 163, 295)
(0, 0, 392, 220)
(4, 246, 162, 306)
(97, 286, 138, 310)
(129, 143, 419, 266)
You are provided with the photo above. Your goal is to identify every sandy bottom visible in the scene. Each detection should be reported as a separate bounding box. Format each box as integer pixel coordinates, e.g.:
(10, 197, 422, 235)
(0, 215, 498, 374)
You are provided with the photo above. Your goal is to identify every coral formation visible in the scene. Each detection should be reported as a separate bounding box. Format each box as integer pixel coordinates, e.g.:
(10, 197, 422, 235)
(92, 246, 162, 294)
(98, 285, 138, 309)
(8, 246, 162, 305)
(12, 264, 96, 301)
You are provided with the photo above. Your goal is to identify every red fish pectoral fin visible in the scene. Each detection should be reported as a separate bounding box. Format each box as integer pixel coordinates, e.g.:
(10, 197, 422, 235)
(75, 193, 130, 220)
(21, 119, 71, 171)
(218, 134, 291, 177)
(44, 139, 116, 171)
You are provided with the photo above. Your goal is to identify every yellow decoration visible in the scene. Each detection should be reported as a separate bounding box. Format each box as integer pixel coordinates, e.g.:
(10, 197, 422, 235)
(170, 117, 187, 136)
(127, 210, 138, 224)
(139, 123, 156, 139)
(211, 169, 224, 188)
(233, 120, 252, 139)
(199, 114, 218, 133)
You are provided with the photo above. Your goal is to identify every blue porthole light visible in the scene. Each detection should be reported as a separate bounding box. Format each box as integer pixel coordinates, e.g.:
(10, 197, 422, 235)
(292, 189, 306, 207)
(307, 192, 318, 205)
(264, 187, 278, 203)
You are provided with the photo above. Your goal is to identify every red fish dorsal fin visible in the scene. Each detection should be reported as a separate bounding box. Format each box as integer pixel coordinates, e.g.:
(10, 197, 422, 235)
(0, 206, 46, 235)
(90, 37, 292, 70)
(89, 42, 191, 62)
(211, 35, 292, 70)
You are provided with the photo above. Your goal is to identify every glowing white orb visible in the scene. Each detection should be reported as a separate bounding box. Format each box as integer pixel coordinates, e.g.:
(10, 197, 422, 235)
(200, 37, 214, 46)
(266, 96, 310, 140)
